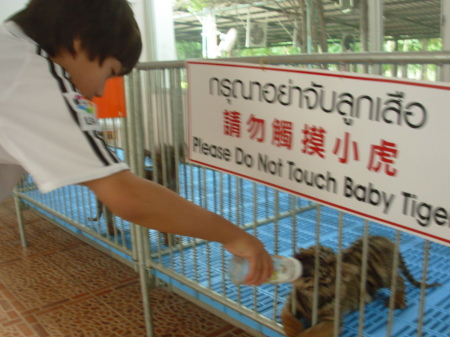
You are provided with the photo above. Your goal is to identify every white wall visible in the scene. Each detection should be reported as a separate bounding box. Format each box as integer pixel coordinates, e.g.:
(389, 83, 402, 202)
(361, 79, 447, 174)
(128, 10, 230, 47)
(130, 0, 176, 62)
(147, 0, 176, 61)
(0, 0, 28, 22)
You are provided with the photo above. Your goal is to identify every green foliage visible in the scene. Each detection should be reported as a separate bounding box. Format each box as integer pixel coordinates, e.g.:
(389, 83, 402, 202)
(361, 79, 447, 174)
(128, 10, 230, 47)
(176, 41, 203, 59)
(175, 38, 443, 61)
(173, 0, 247, 12)
(173, 0, 210, 12)
(233, 45, 301, 57)
(426, 38, 442, 51)
(386, 38, 442, 52)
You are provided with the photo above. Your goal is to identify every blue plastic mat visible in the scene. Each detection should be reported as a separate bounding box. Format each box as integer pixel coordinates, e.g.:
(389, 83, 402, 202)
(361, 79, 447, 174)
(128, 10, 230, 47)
(21, 164, 450, 337)
(153, 213, 449, 337)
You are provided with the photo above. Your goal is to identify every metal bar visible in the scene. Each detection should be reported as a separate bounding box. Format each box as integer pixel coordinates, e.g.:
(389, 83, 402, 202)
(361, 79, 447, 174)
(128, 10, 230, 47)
(235, 175, 242, 306)
(416, 240, 431, 337)
(252, 182, 258, 314)
(12, 186, 27, 247)
(202, 168, 213, 289)
(127, 68, 155, 337)
(14, 192, 132, 254)
(368, 1, 384, 54)
(137, 226, 154, 337)
(306, 0, 313, 54)
(272, 191, 280, 321)
(367, 0, 384, 79)
(290, 195, 298, 254)
(441, 0, 450, 81)
(311, 204, 321, 326)
(136, 51, 450, 70)
(386, 230, 402, 337)
(357, 220, 370, 337)
(220, 173, 227, 298)
(124, 75, 140, 265)
(333, 212, 345, 337)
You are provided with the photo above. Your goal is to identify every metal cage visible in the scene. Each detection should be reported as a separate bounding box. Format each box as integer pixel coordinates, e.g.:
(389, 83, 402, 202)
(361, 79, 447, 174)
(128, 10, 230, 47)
(13, 52, 450, 337)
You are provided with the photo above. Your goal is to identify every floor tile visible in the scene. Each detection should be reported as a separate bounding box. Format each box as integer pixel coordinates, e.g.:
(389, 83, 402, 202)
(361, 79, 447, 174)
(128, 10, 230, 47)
(95, 280, 144, 328)
(0, 196, 255, 337)
(0, 324, 27, 337)
(35, 296, 143, 337)
(148, 288, 231, 335)
(0, 200, 42, 230)
(43, 245, 137, 292)
(0, 255, 89, 312)
(0, 229, 43, 265)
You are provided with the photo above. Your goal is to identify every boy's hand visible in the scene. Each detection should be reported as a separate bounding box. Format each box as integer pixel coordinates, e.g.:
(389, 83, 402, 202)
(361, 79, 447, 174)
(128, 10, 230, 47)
(223, 232, 274, 286)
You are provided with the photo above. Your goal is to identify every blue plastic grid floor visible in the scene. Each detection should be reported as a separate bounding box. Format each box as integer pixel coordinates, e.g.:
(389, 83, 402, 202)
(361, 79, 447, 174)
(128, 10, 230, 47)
(21, 164, 450, 337)
(153, 215, 450, 337)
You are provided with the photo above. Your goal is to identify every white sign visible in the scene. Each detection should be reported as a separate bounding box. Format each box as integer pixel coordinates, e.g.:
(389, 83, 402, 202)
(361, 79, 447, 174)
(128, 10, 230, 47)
(187, 61, 450, 247)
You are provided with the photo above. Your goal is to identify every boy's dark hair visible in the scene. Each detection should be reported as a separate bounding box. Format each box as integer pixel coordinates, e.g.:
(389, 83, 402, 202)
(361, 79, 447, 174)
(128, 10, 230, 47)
(10, 0, 142, 75)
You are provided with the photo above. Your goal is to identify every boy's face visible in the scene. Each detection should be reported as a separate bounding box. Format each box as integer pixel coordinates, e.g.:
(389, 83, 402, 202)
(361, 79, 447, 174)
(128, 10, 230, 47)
(52, 41, 123, 100)
(68, 52, 122, 100)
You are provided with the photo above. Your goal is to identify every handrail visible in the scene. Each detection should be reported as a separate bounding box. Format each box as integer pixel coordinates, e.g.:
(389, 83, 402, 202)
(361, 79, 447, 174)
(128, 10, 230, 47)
(135, 51, 450, 70)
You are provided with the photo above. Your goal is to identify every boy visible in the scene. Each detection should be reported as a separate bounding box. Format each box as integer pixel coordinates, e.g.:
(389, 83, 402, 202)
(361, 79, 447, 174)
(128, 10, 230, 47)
(0, 0, 273, 285)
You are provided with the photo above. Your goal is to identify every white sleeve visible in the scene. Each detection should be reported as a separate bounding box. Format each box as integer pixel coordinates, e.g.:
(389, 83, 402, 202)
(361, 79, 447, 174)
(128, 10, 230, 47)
(0, 46, 128, 193)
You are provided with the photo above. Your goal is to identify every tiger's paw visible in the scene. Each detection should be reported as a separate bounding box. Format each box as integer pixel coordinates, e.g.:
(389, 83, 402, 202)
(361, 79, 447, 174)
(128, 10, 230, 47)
(281, 306, 304, 337)
(297, 321, 336, 337)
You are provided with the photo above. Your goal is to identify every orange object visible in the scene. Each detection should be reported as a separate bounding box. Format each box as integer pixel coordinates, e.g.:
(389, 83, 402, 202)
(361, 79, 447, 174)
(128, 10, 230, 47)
(94, 77, 127, 118)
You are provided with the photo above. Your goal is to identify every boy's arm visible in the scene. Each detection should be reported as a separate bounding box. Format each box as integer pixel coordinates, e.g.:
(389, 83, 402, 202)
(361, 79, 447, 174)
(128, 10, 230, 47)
(82, 169, 273, 285)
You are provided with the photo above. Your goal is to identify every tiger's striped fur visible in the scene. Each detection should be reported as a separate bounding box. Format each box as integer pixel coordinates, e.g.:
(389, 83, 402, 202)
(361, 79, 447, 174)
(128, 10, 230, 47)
(281, 236, 440, 337)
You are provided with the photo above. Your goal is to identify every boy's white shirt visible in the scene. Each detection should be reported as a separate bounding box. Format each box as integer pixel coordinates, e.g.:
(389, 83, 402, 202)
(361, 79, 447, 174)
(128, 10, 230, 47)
(0, 21, 128, 202)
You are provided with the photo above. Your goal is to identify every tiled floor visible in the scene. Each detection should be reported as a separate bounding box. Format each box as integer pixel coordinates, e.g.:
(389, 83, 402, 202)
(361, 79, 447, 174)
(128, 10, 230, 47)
(0, 197, 253, 337)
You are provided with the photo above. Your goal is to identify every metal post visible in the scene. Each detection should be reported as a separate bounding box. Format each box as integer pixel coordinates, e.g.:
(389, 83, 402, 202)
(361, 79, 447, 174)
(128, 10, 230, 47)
(416, 240, 431, 337)
(203, 10, 217, 59)
(306, 0, 313, 54)
(386, 231, 402, 337)
(441, 0, 450, 81)
(12, 186, 27, 247)
(357, 220, 370, 337)
(368, 0, 384, 74)
(126, 70, 155, 337)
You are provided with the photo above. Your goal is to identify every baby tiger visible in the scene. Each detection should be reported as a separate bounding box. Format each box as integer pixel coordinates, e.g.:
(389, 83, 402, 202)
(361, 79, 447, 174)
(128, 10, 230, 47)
(281, 236, 440, 337)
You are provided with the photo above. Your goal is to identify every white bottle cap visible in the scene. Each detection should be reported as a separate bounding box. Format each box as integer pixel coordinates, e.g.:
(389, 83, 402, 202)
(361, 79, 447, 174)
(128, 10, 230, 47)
(288, 257, 303, 282)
